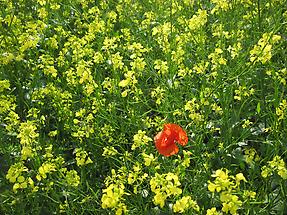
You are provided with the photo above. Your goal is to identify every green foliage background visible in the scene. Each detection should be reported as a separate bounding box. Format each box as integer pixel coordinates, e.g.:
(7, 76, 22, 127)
(1, 0, 287, 214)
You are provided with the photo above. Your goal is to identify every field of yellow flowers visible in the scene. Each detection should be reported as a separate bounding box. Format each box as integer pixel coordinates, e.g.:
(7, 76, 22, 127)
(1, 0, 287, 214)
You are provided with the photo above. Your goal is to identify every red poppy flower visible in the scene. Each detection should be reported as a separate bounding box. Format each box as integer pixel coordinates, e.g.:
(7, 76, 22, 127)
(154, 123, 188, 157)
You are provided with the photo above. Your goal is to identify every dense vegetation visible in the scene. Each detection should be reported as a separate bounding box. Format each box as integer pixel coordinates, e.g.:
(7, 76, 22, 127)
(1, 0, 287, 214)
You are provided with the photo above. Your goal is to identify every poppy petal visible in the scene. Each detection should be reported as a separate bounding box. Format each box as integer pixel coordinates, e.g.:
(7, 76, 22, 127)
(164, 124, 188, 145)
(158, 144, 179, 157)
(154, 131, 178, 157)
(177, 130, 188, 145)
(154, 123, 188, 156)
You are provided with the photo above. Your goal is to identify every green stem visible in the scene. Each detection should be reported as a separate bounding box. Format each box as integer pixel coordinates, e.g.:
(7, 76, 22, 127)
(257, 0, 262, 31)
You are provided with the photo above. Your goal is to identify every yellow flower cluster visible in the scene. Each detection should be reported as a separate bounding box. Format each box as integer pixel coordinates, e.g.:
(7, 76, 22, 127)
(101, 167, 133, 214)
(0, 52, 15, 65)
(36, 162, 56, 181)
(72, 108, 95, 141)
(275, 99, 287, 121)
(185, 98, 204, 123)
(35, 146, 63, 184)
(228, 42, 242, 59)
(250, 33, 281, 64)
(65, 170, 81, 187)
(173, 150, 193, 175)
(110, 52, 124, 70)
(243, 190, 256, 200)
(208, 169, 249, 215)
(242, 119, 253, 128)
(102, 77, 116, 93)
(261, 155, 287, 179)
(130, 57, 146, 72)
(206, 207, 222, 215)
(38, 54, 58, 78)
(0, 80, 20, 134)
(102, 146, 118, 157)
(234, 86, 255, 101)
(152, 22, 172, 53)
(132, 130, 152, 150)
(208, 48, 227, 73)
(171, 46, 185, 65)
(4, 110, 20, 133)
(0, 80, 10, 93)
(17, 121, 39, 160)
(154, 60, 168, 75)
(74, 148, 93, 166)
(193, 61, 209, 75)
(127, 42, 149, 59)
(212, 24, 230, 39)
(141, 11, 155, 29)
(31, 83, 72, 118)
(173, 195, 200, 213)
(118, 70, 138, 97)
(127, 163, 148, 194)
(101, 183, 127, 215)
(100, 124, 115, 143)
(150, 172, 182, 208)
(6, 162, 35, 192)
(211, 0, 230, 14)
(244, 148, 260, 165)
(142, 152, 157, 167)
(188, 9, 208, 31)
(151, 87, 165, 105)
(266, 68, 287, 85)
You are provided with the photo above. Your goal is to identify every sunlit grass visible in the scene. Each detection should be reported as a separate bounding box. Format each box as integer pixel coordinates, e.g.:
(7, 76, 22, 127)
(1, 0, 287, 214)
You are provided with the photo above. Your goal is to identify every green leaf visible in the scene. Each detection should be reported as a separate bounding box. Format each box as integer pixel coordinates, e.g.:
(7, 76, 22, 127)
(257, 102, 261, 114)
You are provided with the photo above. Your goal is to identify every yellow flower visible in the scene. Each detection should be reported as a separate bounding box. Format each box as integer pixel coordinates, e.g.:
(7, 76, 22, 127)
(150, 173, 182, 208)
(206, 207, 222, 215)
(173, 196, 200, 213)
(111, 52, 124, 70)
(235, 173, 247, 183)
(211, 0, 230, 14)
(250, 32, 281, 64)
(153, 193, 166, 208)
(74, 148, 93, 166)
(242, 119, 252, 128)
(243, 190, 256, 199)
(212, 169, 229, 180)
(209, 169, 251, 214)
(132, 130, 152, 150)
(208, 181, 218, 193)
(66, 170, 80, 187)
(154, 60, 168, 75)
(173, 196, 191, 213)
(142, 153, 156, 167)
(115, 203, 127, 215)
(188, 9, 208, 31)
(261, 166, 272, 178)
(262, 155, 287, 179)
(130, 57, 146, 72)
(36, 162, 56, 181)
(6, 162, 34, 192)
(102, 146, 118, 157)
(151, 87, 165, 105)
